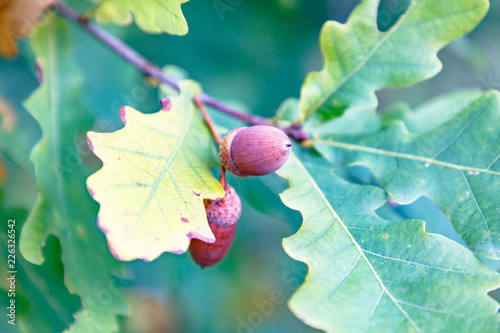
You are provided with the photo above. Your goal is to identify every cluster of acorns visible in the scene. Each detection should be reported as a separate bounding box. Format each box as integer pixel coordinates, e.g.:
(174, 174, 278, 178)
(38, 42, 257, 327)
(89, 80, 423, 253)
(189, 125, 292, 267)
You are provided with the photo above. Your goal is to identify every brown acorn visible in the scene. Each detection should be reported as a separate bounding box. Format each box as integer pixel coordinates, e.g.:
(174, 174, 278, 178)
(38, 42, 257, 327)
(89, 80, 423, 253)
(189, 184, 241, 267)
(219, 125, 292, 177)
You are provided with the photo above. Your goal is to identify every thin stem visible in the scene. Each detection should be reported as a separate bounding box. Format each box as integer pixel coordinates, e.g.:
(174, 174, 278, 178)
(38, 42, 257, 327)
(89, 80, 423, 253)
(52, 2, 179, 89)
(194, 97, 222, 146)
(51, 2, 308, 142)
(219, 166, 227, 189)
(194, 97, 226, 188)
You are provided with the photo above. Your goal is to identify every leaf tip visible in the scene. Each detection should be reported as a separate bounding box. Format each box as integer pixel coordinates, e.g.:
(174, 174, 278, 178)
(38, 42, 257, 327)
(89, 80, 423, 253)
(96, 215, 108, 233)
(169, 248, 186, 255)
(119, 106, 127, 125)
(86, 133, 94, 151)
(187, 231, 215, 244)
(160, 96, 172, 111)
(107, 240, 124, 261)
(87, 182, 95, 199)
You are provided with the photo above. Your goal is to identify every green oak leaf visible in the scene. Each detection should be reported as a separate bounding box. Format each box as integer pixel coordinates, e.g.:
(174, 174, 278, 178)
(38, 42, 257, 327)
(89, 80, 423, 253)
(273, 97, 300, 126)
(94, 0, 189, 35)
(19, 17, 128, 333)
(314, 90, 500, 259)
(299, 0, 489, 125)
(277, 152, 500, 332)
(381, 89, 483, 133)
(87, 81, 224, 262)
(0, 131, 78, 333)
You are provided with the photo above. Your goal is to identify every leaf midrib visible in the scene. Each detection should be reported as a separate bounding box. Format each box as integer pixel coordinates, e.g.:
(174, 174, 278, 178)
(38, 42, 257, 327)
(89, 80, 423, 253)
(45, 19, 86, 303)
(131, 99, 194, 235)
(294, 157, 421, 331)
(48, 21, 73, 261)
(314, 139, 500, 176)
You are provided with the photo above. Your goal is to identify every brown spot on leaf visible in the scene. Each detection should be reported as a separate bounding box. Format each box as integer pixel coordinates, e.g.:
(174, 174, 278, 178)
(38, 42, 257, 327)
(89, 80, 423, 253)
(383, 234, 388, 238)
(0, 161, 7, 183)
(0, 96, 16, 131)
(76, 225, 86, 238)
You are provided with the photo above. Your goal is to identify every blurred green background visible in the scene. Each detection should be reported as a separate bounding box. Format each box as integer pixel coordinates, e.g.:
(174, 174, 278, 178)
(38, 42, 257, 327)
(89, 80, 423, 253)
(1, 0, 499, 332)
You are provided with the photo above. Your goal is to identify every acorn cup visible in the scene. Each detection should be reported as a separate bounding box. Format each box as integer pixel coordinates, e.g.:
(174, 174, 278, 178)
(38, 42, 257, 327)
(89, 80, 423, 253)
(189, 184, 241, 267)
(190, 125, 291, 267)
(219, 125, 292, 177)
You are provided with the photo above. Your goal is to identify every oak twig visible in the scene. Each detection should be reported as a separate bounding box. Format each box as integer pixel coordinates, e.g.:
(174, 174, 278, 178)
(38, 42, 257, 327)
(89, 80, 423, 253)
(52, 1, 308, 142)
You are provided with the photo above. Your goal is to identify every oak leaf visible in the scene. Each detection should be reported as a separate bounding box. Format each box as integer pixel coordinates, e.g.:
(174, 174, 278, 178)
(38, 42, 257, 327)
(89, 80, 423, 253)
(0, 0, 55, 56)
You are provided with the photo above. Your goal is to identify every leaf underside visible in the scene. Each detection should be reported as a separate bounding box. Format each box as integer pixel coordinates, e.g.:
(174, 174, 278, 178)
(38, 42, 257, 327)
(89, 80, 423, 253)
(277, 152, 500, 333)
(315, 91, 500, 259)
(19, 17, 127, 332)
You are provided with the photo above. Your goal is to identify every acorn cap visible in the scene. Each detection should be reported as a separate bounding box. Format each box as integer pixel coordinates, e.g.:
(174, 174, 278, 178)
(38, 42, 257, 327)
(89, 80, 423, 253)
(189, 184, 241, 267)
(204, 184, 241, 226)
(219, 125, 292, 177)
(219, 127, 246, 176)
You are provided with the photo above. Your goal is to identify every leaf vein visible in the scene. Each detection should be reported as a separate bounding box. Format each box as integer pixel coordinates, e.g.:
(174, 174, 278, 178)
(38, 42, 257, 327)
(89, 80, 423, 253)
(362, 249, 483, 276)
(308, 254, 362, 310)
(100, 146, 169, 161)
(365, 290, 385, 333)
(315, 140, 500, 176)
(131, 99, 194, 233)
(461, 170, 493, 246)
(397, 299, 478, 321)
(303, 4, 416, 119)
(295, 158, 421, 331)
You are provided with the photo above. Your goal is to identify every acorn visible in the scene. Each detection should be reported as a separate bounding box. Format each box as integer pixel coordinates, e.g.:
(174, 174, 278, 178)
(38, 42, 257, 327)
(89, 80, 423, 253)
(219, 125, 292, 177)
(189, 184, 241, 267)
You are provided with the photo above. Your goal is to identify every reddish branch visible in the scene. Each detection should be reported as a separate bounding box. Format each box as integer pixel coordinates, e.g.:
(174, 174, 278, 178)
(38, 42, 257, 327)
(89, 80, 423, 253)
(194, 97, 222, 146)
(52, 2, 308, 142)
